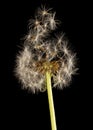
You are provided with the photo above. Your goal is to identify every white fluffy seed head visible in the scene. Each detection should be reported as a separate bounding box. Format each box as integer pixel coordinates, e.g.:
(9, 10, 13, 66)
(15, 6, 78, 92)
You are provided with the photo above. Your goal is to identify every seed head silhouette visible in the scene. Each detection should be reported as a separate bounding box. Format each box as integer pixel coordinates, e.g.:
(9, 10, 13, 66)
(15, 6, 77, 93)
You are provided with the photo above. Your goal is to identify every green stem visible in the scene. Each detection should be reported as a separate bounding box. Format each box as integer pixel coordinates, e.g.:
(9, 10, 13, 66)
(46, 71, 57, 130)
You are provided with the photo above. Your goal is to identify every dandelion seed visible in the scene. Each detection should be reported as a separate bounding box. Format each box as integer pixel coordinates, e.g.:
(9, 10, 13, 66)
(48, 12, 56, 30)
(38, 5, 52, 17)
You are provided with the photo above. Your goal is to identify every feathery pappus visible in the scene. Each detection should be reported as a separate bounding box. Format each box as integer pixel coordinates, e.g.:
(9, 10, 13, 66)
(15, 6, 77, 93)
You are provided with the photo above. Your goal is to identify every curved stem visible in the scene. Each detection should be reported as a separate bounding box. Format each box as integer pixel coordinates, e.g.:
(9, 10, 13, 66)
(46, 71, 57, 130)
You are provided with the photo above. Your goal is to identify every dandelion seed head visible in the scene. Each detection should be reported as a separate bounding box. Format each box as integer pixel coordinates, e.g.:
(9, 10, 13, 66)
(15, 5, 78, 92)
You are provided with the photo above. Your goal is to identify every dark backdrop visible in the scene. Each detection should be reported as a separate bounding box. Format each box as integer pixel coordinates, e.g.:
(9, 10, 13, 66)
(2, 0, 81, 130)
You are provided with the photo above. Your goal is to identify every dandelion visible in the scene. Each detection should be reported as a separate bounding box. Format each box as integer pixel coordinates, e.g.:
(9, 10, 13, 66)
(15, 5, 78, 130)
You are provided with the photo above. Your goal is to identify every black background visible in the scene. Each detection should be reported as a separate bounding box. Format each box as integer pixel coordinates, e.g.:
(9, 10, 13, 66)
(2, 0, 82, 129)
